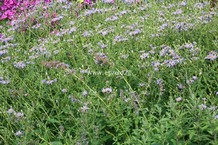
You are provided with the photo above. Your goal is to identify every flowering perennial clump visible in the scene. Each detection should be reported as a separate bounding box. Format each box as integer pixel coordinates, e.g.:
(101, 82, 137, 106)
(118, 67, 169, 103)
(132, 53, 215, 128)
(0, 1, 217, 144)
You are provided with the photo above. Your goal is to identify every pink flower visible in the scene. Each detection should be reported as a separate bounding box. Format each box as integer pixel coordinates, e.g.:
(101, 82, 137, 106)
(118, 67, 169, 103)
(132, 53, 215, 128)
(0, 10, 16, 20)
(0, 0, 51, 20)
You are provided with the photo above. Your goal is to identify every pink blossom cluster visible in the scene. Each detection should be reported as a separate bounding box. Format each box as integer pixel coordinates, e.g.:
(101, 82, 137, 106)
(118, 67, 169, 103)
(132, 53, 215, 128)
(0, 0, 51, 20)
(82, 0, 97, 7)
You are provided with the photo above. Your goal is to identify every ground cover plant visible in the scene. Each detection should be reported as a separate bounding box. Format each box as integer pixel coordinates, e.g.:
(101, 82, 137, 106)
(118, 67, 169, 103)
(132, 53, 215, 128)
(0, 0, 218, 144)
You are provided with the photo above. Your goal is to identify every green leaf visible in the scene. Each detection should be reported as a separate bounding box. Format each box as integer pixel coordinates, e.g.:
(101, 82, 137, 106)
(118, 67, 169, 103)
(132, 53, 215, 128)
(50, 141, 63, 145)
(46, 118, 59, 123)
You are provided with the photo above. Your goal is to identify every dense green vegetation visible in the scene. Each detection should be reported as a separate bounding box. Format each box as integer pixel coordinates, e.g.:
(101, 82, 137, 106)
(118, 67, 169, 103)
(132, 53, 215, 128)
(0, 1, 217, 144)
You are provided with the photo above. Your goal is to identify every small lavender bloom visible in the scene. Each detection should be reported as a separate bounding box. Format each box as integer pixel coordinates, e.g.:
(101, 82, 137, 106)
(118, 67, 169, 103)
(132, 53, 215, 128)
(164, 59, 179, 67)
(215, 115, 218, 119)
(123, 0, 139, 4)
(167, 4, 176, 9)
(192, 76, 198, 80)
(102, 87, 113, 94)
(194, 3, 205, 9)
(1, 36, 14, 43)
(176, 97, 182, 102)
(15, 112, 24, 119)
(119, 10, 129, 16)
(173, 9, 183, 15)
(178, 1, 187, 6)
(0, 77, 10, 84)
(186, 79, 194, 84)
(129, 29, 141, 36)
(216, 92, 218, 96)
(32, 23, 41, 29)
(61, 89, 68, 93)
(15, 130, 23, 137)
(7, 108, 15, 114)
(0, 33, 3, 39)
(138, 83, 145, 87)
(98, 42, 107, 49)
(94, 53, 108, 65)
(199, 104, 207, 110)
(46, 79, 57, 85)
(160, 46, 170, 56)
(158, 10, 165, 17)
(68, 27, 76, 34)
(184, 43, 194, 49)
(175, 22, 189, 32)
(42, 78, 57, 85)
(80, 104, 89, 112)
(177, 84, 185, 90)
(105, 16, 118, 22)
(68, 95, 76, 102)
(84, 9, 96, 16)
(14, 61, 26, 69)
(156, 78, 163, 85)
(114, 36, 128, 42)
(140, 53, 149, 60)
(205, 51, 218, 61)
(159, 23, 168, 31)
(154, 67, 159, 71)
(83, 31, 92, 37)
(102, 0, 114, 3)
(0, 49, 8, 56)
(51, 16, 63, 22)
(82, 90, 88, 96)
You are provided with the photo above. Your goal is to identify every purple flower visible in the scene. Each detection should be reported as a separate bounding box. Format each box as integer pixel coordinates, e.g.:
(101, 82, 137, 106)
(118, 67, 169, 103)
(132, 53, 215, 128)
(199, 104, 207, 110)
(15, 130, 23, 137)
(156, 78, 163, 85)
(102, 87, 113, 94)
(41, 78, 57, 85)
(0, 77, 10, 84)
(0, 49, 8, 56)
(80, 103, 89, 112)
(102, 0, 114, 4)
(7, 108, 15, 114)
(61, 89, 68, 93)
(82, 90, 88, 96)
(114, 36, 128, 42)
(173, 9, 183, 15)
(205, 51, 218, 61)
(140, 53, 149, 60)
(176, 97, 182, 102)
(177, 84, 185, 90)
(159, 23, 168, 31)
(178, 1, 187, 6)
(129, 29, 141, 36)
(105, 16, 118, 22)
(15, 112, 24, 119)
(192, 76, 198, 80)
(13, 61, 26, 69)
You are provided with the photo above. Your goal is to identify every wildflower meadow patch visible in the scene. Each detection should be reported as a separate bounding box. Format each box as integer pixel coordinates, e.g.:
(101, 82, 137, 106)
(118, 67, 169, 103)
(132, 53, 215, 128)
(0, 0, 218, 144)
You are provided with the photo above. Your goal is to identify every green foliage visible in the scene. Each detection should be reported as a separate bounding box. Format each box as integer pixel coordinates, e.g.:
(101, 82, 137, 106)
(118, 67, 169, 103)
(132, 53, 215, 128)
(0, 0, 217, 144)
